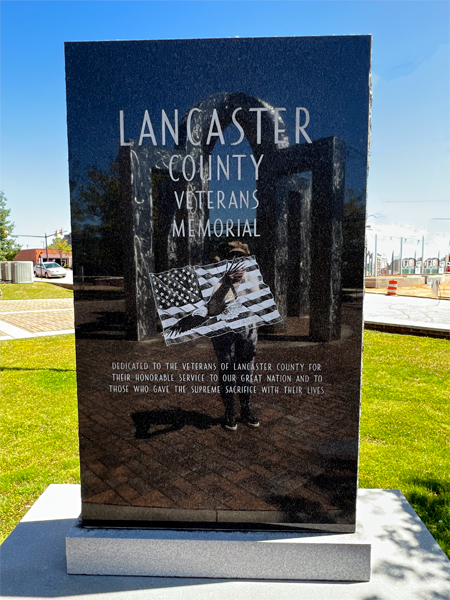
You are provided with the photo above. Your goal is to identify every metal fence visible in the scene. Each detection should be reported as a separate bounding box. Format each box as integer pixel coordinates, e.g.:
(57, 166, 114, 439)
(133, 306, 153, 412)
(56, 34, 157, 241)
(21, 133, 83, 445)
(365, 233, 450, 277)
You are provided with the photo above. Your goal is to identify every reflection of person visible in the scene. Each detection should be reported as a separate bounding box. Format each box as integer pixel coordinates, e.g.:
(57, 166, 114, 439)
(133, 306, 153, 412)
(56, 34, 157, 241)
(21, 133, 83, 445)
(209, 241, 260, 431)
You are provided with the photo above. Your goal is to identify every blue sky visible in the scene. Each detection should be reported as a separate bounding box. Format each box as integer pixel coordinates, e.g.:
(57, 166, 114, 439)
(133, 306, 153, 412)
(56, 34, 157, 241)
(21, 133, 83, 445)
(1, 1, 449, 253)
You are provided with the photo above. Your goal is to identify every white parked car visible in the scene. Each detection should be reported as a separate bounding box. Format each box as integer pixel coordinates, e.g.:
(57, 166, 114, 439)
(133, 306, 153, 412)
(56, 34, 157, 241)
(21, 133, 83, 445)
(34, 262, 67, 278)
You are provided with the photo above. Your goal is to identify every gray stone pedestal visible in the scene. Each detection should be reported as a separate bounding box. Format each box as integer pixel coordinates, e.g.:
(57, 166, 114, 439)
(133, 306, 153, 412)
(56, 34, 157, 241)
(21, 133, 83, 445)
(66, 518, 370, 581)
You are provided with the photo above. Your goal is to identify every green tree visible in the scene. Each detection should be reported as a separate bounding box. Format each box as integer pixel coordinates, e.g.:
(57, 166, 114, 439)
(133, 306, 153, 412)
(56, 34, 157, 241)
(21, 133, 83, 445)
(71, 159, 123, 276)
(0, 191, 21, 261)
(48, 236, 72, 266)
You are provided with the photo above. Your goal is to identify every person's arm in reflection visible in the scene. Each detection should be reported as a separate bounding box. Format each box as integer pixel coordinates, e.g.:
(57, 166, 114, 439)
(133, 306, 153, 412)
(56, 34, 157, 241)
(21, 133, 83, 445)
(208, 266, 244, 316)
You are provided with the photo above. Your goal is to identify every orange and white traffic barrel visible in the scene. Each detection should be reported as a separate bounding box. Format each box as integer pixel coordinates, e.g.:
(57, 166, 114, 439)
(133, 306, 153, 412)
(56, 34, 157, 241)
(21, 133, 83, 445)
(387, 280, 398, 296)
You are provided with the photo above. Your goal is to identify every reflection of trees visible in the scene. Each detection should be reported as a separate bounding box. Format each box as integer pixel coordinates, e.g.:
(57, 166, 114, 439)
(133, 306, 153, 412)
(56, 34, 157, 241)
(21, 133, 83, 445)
(71, 159, 123, 277)
(342, 189, 366, 288)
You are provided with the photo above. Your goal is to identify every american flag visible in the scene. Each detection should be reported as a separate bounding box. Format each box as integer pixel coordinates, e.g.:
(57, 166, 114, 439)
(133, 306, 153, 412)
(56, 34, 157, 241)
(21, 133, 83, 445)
(150, 256, 282, 345)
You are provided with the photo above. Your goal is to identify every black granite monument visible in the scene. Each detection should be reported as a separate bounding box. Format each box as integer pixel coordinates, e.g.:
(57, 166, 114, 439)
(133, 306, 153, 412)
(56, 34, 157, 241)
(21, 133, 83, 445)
(65, 36, 371, 532)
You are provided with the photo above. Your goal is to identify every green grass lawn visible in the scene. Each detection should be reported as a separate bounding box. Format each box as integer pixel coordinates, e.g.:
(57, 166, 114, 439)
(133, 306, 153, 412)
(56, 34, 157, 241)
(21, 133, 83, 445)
(0, 282, 73, 300)
(0, 335, 79, 538)
(359, 330, 450, 556)
(1, 330, 449, 556)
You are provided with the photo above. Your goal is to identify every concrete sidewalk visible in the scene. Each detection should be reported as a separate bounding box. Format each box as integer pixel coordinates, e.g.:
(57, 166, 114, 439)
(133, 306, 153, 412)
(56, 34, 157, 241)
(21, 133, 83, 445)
(364, 293, 450, 338)
(0, 293, 448, 342)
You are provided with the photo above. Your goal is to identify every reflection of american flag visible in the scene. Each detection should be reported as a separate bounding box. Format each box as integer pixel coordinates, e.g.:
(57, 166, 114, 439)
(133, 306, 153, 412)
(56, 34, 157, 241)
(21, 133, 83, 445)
(150, 257, 282, 345)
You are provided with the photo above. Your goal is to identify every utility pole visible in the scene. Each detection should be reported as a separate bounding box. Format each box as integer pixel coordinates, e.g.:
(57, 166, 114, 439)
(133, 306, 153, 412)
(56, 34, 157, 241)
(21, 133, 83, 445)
(12, 231, 65, 263)
(374, 234, 378, 278)
(421, 235, 425, 275)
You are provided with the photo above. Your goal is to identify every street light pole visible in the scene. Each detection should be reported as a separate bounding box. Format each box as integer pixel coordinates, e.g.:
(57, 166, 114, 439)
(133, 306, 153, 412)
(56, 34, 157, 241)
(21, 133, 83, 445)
(400, 236, 403, 275)
(374, 234, 378, 278)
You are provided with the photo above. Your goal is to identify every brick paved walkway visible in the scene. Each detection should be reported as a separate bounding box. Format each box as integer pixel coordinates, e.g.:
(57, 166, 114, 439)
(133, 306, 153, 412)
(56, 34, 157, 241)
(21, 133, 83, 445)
(0, 298, 74, 340)
(76, 321, 361, 526)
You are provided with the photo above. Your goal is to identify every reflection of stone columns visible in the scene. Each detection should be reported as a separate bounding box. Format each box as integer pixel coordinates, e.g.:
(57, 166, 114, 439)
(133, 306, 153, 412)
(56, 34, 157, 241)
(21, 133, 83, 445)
(288, 176, 311, 317)
(120, 145, 187, 341)
(253, 160, 277, 296)
(269, 174, 311, 330)
(271, 137, 345, 342)
(120, 145, 157, 341)
(156, 174, 183, 271)
(120, 144, 214, 340)
(308, 138, 345, 341)
(273, 177, 289, 325)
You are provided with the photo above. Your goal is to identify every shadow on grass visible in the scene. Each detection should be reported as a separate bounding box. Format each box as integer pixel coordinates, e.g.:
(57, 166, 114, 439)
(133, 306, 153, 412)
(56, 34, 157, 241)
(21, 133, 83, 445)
(405, 478, 450, 557)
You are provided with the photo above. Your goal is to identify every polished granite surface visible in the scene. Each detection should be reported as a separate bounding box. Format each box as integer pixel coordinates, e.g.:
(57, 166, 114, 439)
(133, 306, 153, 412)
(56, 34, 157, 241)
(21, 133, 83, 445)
(65, 36, 371, 529)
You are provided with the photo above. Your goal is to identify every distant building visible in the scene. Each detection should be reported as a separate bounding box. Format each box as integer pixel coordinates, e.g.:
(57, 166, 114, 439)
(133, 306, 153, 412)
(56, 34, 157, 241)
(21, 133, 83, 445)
(376, 254, 388, 276)
(14, 248, 72, 268)
(440, 253, 450, 274)
(402, 257, 416, 274)
(424, 258, 439, 275)
(415, 258, 423, 274)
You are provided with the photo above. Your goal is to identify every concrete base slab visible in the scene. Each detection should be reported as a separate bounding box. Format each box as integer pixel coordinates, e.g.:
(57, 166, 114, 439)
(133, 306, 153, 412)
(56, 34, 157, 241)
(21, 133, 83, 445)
(66, 518, 370, 581)
(1, 485, 449, 600)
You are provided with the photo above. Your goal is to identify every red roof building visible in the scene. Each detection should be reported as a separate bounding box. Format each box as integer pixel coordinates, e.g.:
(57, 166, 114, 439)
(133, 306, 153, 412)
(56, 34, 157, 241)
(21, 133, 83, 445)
(14, 248, 72, 268)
